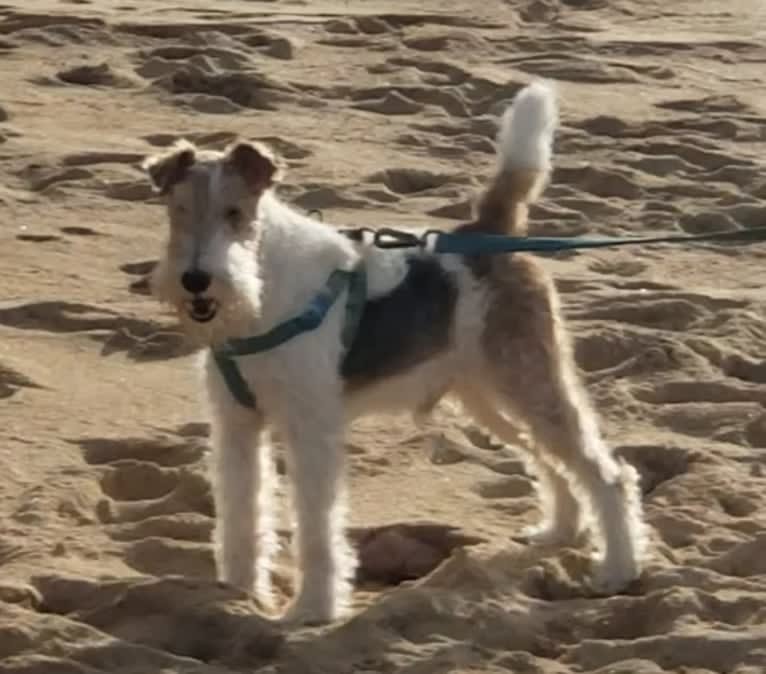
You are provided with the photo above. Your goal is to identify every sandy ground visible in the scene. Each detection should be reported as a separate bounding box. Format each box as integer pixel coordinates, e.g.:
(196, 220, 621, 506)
(1, 1, 766, 672)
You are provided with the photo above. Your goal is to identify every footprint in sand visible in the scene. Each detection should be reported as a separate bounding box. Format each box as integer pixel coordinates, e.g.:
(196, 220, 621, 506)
(103, 180, 155, 202)
(656, 94, 751, 114)
(0, 11, 104, 35)
(354, 90, 425, 116)
(114, 20, 250, 39)
(633, 379, 766, 407)
(554, 165, 644, 200)
(56, 63, 136, 88)
(60, 226, 99, 236)
(745, 414, 766, 447)
(99, 461, 182, 502)
(355, 85, 470, 117)
(351, 522, 485, 586)
(33, 575, 282, 664)
(120, 259, 156, 296)
(706, 534, 766, 578)
(427, 429, 528, 478)
(16, 233, 61, 243)
(366, 167, 460, 195)
(291, 185, 369, 211)
(320, 16, 395, 41)
(78, 435, 205, 467)
(588, 258, 649, 277)
(569, 292, 744, 332)
(721, 354, 766, 385)
(76, 433, 214, 577)
(0, 359, 46, 399)
(0, 300, 187, 361)
(238, 33, 294, 60)
(21, 166, 93, 193)
(574, 327, 709, 377)
(625, 140, 754, 171)
(616, 445, 693, 497)
(98, 467, 212, 524)
(515, 55, 644, 84)
(108, 513, 212, 543)
(139, 56, 296, 113)
(475, 476, 535, 499)
(124, 537, 215, 579)
(651, 402, 762, 442)
(403, 29, 489, 56)
(21, 152, 152, 202)
(138, 45, 253, 71)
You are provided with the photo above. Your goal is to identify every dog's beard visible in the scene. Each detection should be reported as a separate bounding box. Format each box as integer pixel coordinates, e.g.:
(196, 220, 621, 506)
(151, 266, 262, 348)
(150, 238, 265, 347)
(175, 290, 261, 348)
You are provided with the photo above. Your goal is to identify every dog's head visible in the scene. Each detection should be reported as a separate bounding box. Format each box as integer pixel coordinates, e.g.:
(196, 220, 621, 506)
(142, 139, 283, 343)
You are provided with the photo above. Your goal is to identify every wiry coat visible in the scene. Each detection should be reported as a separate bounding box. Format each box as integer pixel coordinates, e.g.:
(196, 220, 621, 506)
(143, 81, 647, 624)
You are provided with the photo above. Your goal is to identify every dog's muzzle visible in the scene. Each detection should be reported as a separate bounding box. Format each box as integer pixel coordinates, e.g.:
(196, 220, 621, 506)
(186, 297, 219, 323)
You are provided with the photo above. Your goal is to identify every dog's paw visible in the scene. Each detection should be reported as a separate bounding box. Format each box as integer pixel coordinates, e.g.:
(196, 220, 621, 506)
(515, 521, 586, 547)
(278, 595, 347, 628)
(278, 604, 329, 628)
(588, 556, 641, 596)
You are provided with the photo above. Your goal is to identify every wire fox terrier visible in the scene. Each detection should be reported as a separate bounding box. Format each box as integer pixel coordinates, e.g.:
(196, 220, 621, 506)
(142, 81, 647, 624)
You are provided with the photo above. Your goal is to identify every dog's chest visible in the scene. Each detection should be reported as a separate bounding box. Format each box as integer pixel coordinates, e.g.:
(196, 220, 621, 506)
(341, 253, 458, 391)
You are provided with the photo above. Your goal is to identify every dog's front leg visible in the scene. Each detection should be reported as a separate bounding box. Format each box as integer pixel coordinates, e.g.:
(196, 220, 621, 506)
(280, 395, 355, 625)
(206, 360, 276, 608)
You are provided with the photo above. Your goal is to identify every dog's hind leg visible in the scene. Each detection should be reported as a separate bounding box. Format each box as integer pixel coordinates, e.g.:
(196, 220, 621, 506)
(205, 359, 277, 608)
(523, 460, 587, 545)
(477, 256, 646, 592)
(461, 393, 585, 546)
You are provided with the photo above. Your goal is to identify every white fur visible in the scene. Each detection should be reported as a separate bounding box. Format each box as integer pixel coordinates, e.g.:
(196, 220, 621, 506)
(498, 79, 557, 173)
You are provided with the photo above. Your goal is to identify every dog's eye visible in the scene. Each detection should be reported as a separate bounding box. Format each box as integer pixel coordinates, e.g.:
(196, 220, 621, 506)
(224, 207, 242, 226)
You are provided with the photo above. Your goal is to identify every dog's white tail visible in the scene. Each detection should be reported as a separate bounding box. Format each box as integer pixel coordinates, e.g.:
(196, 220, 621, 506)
(474, 80, 558, 235)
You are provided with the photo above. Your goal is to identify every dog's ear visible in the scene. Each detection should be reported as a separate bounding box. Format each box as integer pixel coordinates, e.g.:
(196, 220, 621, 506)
(225, 141, 283, 193)
(142, 140, 196, 194)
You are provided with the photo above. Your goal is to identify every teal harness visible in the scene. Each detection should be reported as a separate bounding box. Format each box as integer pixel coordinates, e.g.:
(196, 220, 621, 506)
(212, 266, 367, 408)
(212, 224, 766, 409)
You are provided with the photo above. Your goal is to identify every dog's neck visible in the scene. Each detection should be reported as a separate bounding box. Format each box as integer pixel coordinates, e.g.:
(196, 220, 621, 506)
(249, 191, 359, 332)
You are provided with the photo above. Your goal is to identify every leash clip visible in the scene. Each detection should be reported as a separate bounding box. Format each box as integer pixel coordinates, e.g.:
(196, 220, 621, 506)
(372, 228, 422, 249)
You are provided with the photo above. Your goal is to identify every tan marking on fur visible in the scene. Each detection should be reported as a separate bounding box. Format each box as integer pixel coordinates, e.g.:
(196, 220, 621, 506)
(478, 254, 583, 461)
(224, 141, 285, 191)
(474, 168, 547, 236)
(167, 162, 259, 236)
(460, 253, 645, 584)
(142, 139, 197, 195)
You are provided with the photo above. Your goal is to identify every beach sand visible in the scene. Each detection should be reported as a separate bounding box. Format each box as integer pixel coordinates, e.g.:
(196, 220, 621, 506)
(1, 1, 765, 672)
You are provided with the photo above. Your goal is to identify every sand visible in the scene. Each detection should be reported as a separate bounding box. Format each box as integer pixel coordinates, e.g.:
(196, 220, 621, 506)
(1, 0, 765, 672)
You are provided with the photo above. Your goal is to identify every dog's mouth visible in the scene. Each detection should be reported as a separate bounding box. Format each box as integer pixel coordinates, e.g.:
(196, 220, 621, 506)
(185, 297, 219, 323)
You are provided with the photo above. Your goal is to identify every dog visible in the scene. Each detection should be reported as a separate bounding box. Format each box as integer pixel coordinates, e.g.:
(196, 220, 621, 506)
(142, 80, 647, 624)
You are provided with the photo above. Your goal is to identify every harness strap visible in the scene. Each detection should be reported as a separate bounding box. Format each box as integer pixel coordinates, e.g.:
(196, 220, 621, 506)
(341, 266, 367, 350)
(212, 265, 367, 409)
(213, 350, 257, 409)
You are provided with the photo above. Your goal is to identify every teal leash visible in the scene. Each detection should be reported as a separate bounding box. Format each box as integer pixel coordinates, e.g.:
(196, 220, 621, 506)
(340, 225, 766, 254)
(213, 223, 766, 409)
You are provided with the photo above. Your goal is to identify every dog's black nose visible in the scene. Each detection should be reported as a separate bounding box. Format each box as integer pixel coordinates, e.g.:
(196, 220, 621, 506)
(181, 269, 211, 294)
